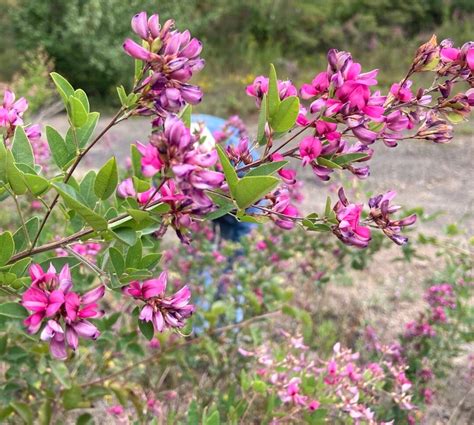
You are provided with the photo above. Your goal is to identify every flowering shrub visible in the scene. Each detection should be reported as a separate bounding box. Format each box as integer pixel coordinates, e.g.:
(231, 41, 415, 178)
(0, 9, 473, 423)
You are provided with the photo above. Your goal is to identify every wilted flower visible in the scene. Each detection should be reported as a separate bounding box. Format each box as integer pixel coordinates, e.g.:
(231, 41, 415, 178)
(368, 191, 417, 245)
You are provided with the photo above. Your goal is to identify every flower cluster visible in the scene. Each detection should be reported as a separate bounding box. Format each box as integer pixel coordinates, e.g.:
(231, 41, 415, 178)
(0, 90, 49, 168)
(21, 264, 104, 359)
(123, 11, 204, 122)
(122, 271, 194, 334)
(240, 335, 415, 424)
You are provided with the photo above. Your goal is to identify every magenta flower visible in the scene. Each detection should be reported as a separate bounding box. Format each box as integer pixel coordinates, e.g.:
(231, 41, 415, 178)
(136, 141, 163, 177)
(123, 271, 194, 334)
(298, 135, 322, 166)
(123, 12, 204, 118)
(21, 263, 104, 359)
(332, 188, 371, 248)
(390, 81, 414, 103)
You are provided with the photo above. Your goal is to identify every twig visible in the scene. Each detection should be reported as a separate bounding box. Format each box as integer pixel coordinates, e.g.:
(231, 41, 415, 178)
(29, 107, 127, 252)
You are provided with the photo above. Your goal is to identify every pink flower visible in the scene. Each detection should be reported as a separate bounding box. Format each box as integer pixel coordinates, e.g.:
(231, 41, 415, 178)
(280, 378, 307, 406)
(308, 400, 320, 411)
(300, 72, 329, 99)
(256, 241, 267, 251)
(21, 264, 104, 359)
(299, 136, 322, 166)
(136, 142, 163, 177)
(390, 81, 414, 103)
(123, 271, 194, 334)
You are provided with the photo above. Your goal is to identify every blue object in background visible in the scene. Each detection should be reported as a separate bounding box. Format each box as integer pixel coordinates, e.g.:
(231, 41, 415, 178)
(192, 114, 258, 241)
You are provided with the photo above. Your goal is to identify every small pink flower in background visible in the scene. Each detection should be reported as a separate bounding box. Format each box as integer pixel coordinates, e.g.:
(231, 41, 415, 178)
(123, 271, 194, 334)
(212, 250, 226, 263)
(256, 241, 267, 251)
(308, 400, 320, 411)
(107, 405, 124, 415)
(21, 264, 104, 359)
(280, 377, 307, 406)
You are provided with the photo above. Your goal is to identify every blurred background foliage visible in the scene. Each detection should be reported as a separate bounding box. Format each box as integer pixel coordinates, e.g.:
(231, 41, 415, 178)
(1, 0, 474, 115)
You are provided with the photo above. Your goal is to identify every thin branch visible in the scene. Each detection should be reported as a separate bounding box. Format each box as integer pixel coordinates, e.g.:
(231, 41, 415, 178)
(29, 107, 127, 252)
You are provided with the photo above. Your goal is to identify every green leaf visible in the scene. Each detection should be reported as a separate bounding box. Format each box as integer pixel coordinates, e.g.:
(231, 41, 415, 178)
(141, 253, 161, 270)
(132, 176, 150, 192)
(317, 157, 342, 169)
(11, 126, 34, 168)
(79, 171, 98, 207)
(245, 161, 287, 177)
(0, 140, 8, 183)
(0, 232, 14, 266)
(111, 227, 137, 246)
(0, 302, 27, 319)
(257, 94, 268, 145)
(324, 196, 331, 217)
(38, 400, 52, 425)
(94, 157, 118, 200)
(234, 176, 279, 209)
(252, 380, 267, 394)
(50, 362, 71, 388)
(127, 208, 150, 223)
(181, 105, 192, 128)
(130, 144, 143, 179)
(204, 410, 220, 425)
(126, 239, 142, 269)
(63, 385, 83, 410)
(270, 96, 300, 132)
(109, 247, 125, 275)
(46, 126, 74, 169)
(10, 401, 33, 425)
(51, 72, 74, 105)
(331, 153, 369, 166)
(117, 86, 128, 106)
(53, 182, 108, 230)
(13, 217, 39, 252)
(267, 64, 280, 118)
(187, 401, 200, 425)
(76, 112, 99, 148)
(6, 151, 27, 194)
(445, 111, 465, 124)
(69, 96, 88, 128)
(74, 89, 90, 114)
(24, 173, 50, 196)
(76, 413, 95, 425)
(205, 204, 234, 220)
(216, 144, 238, 195)
(138, 319, 154, 341)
